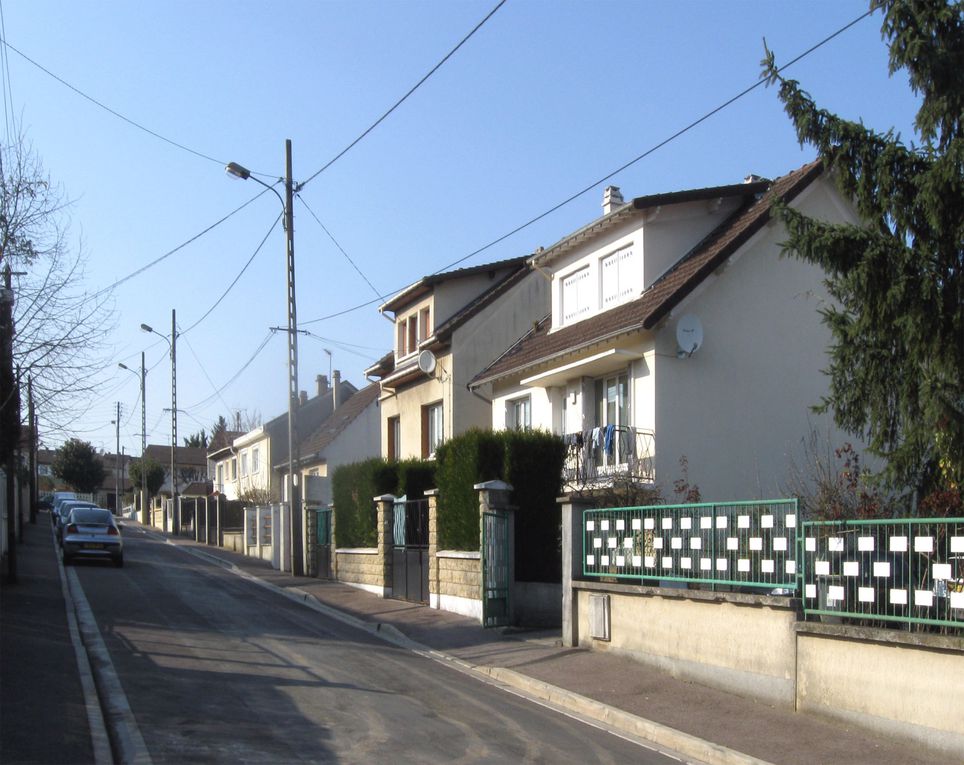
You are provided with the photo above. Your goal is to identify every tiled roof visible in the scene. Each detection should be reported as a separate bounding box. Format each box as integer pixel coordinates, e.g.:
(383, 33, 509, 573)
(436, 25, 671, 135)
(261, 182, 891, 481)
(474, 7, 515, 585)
(378, 255, 529, 314)
(471, 161, 823, 386)
(299, 382, 379, 460)
(144, 444, 209, 467)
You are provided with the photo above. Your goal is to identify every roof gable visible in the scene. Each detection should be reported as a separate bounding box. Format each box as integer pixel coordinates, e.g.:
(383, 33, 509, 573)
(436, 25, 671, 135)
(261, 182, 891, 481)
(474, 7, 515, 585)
(299, 382, 379, 460)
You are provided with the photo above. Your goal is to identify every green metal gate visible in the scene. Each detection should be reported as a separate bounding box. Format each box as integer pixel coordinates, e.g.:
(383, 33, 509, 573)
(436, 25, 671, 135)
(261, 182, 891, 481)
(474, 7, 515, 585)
(482, 509, 510, 628)
(314, 508, 332, 579)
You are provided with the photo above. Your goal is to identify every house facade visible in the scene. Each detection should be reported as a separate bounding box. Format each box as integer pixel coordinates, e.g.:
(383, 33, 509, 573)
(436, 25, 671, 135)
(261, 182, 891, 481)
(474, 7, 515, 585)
(297, 382, 380, 508)
(471, 162, 860, 501)
(366, 257, 549, 461)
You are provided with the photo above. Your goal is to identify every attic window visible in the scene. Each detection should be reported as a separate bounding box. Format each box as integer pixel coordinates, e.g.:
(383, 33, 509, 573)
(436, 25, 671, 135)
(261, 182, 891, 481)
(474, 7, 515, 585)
(562, 267, 591, 324)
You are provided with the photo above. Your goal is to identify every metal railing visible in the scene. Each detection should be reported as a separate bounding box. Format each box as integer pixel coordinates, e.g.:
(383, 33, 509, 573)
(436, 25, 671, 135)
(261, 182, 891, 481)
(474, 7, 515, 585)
(582, 500, 799, 591)
(563, 425, 655, 488)
(801, 517, 964, 629)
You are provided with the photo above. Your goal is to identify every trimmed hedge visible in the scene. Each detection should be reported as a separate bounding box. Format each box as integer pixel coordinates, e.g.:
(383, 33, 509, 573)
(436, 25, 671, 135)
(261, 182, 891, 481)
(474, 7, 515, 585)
(331, 458, 436, 547)
(435, 428, 566, 581)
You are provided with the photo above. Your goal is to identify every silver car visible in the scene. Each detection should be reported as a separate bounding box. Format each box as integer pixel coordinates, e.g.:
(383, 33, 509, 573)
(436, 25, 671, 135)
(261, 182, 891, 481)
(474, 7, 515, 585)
(55, 500, 99, 546)
(61, 508, 124, 567)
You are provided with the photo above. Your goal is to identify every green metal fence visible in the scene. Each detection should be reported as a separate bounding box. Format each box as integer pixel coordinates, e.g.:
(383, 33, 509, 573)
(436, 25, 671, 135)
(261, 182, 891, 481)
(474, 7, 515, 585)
(582, 499, 799, 591)
(801, 517, 964, 629)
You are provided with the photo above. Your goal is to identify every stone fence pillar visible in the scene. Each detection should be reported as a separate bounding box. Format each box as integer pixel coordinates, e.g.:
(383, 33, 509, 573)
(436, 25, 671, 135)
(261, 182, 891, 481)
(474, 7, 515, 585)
(559, 494, 594, 647)
(374, 494, 395, 598)
(424, 488, 439, 608)
(329, 501, 338, 580)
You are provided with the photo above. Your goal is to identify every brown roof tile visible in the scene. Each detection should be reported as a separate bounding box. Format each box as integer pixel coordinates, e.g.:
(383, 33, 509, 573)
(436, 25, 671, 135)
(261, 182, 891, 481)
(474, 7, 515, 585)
(471, 161, 823, 386)
(299, 382, 379, 460)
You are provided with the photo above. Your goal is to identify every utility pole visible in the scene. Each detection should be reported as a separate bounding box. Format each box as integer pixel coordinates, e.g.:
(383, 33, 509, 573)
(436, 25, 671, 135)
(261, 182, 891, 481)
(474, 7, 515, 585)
(115, 401, 121, 514)
(140, 351, 147, 524)
(170, 308, 178, 535)
(285, 139, 303, 576)
(28, 376, 36, 524)
(1, 264, 18, 582)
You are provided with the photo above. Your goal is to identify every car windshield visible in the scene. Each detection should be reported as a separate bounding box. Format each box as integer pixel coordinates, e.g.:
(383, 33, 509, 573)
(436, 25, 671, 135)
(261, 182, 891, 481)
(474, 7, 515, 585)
(70, 508, 113, 525)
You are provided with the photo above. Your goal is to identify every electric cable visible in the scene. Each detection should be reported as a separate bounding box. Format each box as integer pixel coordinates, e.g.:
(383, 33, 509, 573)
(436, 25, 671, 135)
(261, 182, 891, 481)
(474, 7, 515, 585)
(183, 330, 276, 411)
(299, 0, 507, 189)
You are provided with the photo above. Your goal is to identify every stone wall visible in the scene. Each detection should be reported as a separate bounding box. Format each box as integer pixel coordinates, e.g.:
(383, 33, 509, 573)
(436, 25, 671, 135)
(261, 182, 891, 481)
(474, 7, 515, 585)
(437, 552, 481, 600)
(335, 549, 385, 595)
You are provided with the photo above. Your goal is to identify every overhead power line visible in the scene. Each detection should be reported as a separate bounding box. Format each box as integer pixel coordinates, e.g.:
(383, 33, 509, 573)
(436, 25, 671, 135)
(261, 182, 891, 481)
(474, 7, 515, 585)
(299, 0, 507, 189)
(300, 6, 875, 326)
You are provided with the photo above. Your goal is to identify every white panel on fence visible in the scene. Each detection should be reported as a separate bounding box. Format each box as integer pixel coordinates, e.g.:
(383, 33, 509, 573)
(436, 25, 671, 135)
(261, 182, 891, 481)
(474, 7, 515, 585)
(662, 517, 673, 530)
(644, 555, 655, 567)
(773, 537, 788, 551)
(716, 558, 728, 571)
(623, 538, 633, 549)
(844, 561, 860, 577)
(805, 537, 817, 552)
(632, 555, 642, 567)
(601, 520, 609, 531)
(933, 563, 952, 580)
(816, 560, 831, 576)
(616, 519, 625, 531)
(786, 514, 797, 528)
(805, 584, 817, 599)
(701, 516, 712, 529)
(587, 555, 595, 565)
(951, 592, 964, 610)
(645, 518, 655, 530)
(601, 556, 610, 566)
(786, 560, 796, 575)
(749, 537, 763, 551)
(858, 536, 875, 552)
(951, 536, 964, 553)
(890, 589, 908, 605)
(761, 559, 774, 573)
(661, 556, 673, 569)
(858, 587, 875, 603)
(654, 537, 664, 549)
(716, 516, 727, 529)
(681, 557, 692, 570)
(727, 537, 738, 551)
(738, 558, 750, 572)
(828, 585, 845, 602)
(915, 590, 934, 607)
(890, 536, 908, 552)
(761, 514, 774, 529)
(586, 520, 595, 531)
(616, 555, 625, 567)
(738, 515, 750, 529)
(690, 537, 702, 550)
(608, 537, 617, 549)
(873, 561, 891, 577)
(829, 537, 844, 552)
(701, 558, 711, 571)
(632, 518, 642, 530)
(671, 537, 682, 549)
(914, 536, 933, 553)
(681, 517, 692, 530)
(593, 538, 602, 548)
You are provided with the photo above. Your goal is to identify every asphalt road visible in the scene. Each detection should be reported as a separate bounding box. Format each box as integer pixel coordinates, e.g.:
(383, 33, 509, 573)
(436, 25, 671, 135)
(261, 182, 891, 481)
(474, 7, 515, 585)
(71, 525, 681, 764)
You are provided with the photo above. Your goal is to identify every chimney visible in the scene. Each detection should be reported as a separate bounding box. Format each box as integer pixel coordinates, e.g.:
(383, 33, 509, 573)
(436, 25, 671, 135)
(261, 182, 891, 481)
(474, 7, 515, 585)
(299, 390, 308, 406)
(602, 185, 624, 215)
(332, 370, 341, 410)
(316, 374, 329, 398)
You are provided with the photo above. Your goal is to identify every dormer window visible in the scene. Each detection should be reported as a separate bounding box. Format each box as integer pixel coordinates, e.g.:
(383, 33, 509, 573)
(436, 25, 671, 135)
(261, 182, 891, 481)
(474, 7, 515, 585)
(601, 246, 639, 308)
(562, 267, 591, 325)
(396, 306, 432, 357)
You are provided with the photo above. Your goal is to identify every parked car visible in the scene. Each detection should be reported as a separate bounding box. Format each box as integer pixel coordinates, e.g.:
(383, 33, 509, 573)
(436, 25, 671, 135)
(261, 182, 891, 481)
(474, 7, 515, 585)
(55, 500, 99, 545)
(50, 492, 77, 526)
(61, 508, 124, 567)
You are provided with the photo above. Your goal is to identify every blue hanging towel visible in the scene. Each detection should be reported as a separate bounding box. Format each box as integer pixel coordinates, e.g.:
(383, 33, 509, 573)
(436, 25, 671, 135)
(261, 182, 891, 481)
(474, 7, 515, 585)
(604, 424, 616, 456)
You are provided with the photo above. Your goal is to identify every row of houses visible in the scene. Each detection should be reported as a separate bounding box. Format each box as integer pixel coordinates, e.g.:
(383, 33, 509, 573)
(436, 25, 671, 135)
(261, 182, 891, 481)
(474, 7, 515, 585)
(44, 161, 853, 522)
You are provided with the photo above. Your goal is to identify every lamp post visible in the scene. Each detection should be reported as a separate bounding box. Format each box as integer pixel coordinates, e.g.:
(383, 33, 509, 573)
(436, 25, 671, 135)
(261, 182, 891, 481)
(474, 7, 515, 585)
(119, 352, 147, 523)
(226, 140, 303, 575)
(141, 311, 178, 534)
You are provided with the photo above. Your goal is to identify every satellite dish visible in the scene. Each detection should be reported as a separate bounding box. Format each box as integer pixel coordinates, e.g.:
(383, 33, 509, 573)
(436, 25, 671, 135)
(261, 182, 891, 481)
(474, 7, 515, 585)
(675, 314, 704, 357)
(417, 350, 437, 375)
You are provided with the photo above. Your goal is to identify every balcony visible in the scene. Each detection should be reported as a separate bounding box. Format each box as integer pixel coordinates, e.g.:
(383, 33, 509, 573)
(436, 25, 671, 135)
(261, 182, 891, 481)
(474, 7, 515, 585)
(562, 425, 655, 489)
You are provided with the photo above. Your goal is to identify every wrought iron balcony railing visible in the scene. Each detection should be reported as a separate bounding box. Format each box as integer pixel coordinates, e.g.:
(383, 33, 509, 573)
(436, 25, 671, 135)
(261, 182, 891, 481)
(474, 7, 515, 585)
(562, 425, 655, 488)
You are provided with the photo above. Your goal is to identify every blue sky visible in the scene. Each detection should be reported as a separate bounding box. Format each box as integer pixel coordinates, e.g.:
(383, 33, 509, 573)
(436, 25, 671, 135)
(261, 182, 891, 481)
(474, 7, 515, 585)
(2, 0, 921, 457)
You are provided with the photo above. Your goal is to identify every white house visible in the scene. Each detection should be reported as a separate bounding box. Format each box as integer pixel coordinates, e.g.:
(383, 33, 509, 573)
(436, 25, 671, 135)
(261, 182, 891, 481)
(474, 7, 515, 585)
(470, 161, 859, 501)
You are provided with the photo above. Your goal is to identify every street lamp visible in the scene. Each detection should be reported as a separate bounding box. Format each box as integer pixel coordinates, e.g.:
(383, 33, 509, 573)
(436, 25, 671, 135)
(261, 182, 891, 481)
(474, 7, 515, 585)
(226, 141, 303, 575)
(118, 353, 147, 523)
(141, 311, 178, 535)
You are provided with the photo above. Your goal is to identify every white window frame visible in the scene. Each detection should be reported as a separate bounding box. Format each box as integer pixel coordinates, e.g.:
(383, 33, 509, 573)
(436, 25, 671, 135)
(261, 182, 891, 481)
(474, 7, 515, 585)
(600, 246, 638, 308)
(251, 446, 260, 474)
(240, 451, 248, 477)
(426, 402, 443, 458)
(561, 267, 591, 324)
(506, 396, 532, 431)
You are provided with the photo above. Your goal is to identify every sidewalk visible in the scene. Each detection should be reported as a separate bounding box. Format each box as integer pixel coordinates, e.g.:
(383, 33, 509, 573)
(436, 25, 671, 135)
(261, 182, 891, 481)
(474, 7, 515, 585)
(0, 513, 100, 765)
(160, 528, 938, 765)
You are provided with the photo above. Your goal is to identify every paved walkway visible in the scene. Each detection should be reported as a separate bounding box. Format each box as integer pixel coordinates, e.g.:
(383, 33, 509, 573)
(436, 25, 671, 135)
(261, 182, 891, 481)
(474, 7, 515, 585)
(1, 517, 945, 764)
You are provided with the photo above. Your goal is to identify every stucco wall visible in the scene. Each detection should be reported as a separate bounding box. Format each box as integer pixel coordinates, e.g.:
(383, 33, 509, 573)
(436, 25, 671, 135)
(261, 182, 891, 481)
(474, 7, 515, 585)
(575, 584, 798, 705)
(653, 176, 862, 500)
(796, 627, 964, 758)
